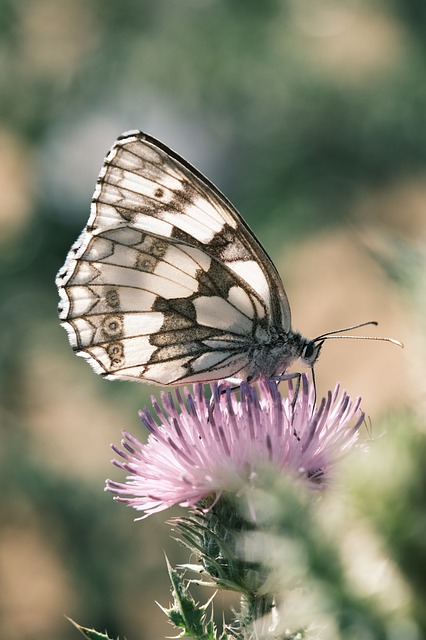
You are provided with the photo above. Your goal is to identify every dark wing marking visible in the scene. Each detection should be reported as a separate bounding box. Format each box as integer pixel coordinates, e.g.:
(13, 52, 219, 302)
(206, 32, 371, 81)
(88, 130, 292, 330)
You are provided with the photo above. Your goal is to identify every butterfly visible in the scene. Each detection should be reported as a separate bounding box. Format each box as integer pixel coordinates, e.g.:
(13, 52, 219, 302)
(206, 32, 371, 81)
(56, 130, 396, 386)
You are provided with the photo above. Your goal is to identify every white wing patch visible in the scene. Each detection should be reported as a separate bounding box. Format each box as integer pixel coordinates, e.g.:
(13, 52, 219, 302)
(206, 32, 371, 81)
(56, 130, 305, 386)
(193, 296, 254, 335)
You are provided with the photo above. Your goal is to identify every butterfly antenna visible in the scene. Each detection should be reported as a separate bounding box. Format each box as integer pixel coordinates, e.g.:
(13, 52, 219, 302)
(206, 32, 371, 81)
(314, 321, 403, 348)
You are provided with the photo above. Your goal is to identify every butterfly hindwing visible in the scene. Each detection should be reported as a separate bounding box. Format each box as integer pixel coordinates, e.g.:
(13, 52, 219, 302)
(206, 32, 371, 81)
(58, 225, 270, 384)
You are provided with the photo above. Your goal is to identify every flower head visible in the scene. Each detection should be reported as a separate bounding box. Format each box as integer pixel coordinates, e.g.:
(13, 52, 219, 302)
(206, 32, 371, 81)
(106, 375, 363, 518)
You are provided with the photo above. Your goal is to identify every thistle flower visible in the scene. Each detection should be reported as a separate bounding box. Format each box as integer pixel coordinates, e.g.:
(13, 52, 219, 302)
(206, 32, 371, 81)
(106, 375, 363, 519)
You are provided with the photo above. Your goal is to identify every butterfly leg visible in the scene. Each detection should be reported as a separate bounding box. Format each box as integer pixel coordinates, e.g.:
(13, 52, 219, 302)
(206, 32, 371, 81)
(208, 380, 241, 417)
(275, 367, 318, 412)
(272, 371, 303, 437)
(273, 371, 301, 403)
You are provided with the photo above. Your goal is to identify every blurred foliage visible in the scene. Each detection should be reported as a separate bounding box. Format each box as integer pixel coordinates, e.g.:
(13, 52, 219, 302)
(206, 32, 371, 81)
(0, 0, 425, 638)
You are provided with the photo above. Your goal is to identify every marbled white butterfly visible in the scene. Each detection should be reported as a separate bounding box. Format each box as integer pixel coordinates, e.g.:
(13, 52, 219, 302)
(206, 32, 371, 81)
(56, 131, 400, 386)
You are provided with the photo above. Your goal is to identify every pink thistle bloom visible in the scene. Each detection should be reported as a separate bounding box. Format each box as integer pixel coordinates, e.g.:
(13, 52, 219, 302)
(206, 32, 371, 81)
(106, 375, 363, 519)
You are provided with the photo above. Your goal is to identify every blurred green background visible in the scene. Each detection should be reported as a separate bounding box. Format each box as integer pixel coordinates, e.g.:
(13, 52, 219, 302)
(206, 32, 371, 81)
(1, 0, 425, 638)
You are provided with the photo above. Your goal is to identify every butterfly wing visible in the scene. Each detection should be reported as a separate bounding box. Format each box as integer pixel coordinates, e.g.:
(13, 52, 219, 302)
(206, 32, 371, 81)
(91, 131, 291, 328)
(57, 226, 271, 384)
(56, 130, 292, 384)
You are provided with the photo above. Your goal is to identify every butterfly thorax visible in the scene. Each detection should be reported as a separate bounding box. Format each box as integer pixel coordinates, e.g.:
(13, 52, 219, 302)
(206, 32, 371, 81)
(248, 327, 320, 380)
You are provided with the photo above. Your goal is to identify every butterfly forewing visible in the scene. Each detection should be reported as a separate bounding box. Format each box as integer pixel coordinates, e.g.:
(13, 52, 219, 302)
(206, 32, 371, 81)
(57, 130, 298, 385)
(94, 132, 291, 326)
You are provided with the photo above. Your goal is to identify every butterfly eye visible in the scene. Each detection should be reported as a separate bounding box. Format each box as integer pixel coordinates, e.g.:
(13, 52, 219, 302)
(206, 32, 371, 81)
(301, 340, 323, 366)
(303, 342, 315, 359)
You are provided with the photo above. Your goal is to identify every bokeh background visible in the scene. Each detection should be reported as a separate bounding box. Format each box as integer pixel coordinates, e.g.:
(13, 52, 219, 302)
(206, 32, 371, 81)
(1, 1, 425, 638)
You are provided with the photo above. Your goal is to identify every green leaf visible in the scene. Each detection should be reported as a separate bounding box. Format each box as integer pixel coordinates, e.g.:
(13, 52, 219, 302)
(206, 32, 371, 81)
(66, 617, 118, 640)
(160, 557, 228, 640)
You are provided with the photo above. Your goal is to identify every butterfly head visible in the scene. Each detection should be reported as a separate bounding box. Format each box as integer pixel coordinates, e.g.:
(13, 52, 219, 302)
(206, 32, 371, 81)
(300, 338, 324, 368)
